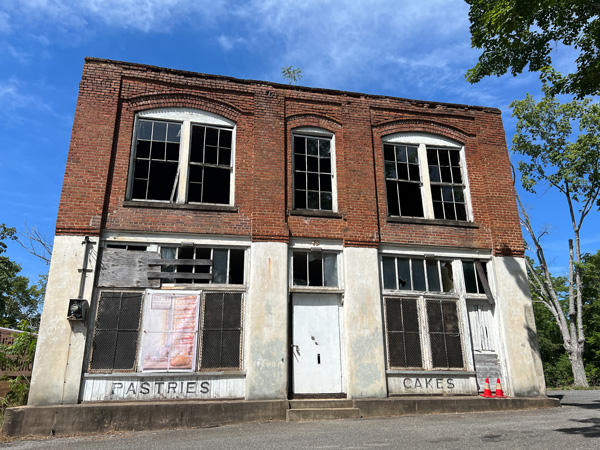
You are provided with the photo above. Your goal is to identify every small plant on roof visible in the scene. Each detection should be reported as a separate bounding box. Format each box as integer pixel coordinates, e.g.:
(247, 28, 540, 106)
(281, 66, 302, 85)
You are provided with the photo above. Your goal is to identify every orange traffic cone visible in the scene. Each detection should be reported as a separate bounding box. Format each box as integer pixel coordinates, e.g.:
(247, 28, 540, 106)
(480, 378, 493, 398)
(494, 378, 506, 398)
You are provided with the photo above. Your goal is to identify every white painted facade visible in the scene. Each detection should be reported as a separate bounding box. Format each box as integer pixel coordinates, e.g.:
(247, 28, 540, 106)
(28, 233, 546, 405)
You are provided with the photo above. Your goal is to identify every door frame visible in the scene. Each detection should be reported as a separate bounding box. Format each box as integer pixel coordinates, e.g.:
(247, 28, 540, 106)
(288, 292, 345, 398)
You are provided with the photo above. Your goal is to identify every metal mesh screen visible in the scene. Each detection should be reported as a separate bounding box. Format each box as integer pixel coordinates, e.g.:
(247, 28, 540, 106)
(200, 292, 242, 369)
(426, 299, 464, 368)
(90, 292, 143, 371)
(385, 298, 422, 368)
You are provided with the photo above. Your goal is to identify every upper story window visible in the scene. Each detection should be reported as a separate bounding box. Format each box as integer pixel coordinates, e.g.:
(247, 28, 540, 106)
(293, 127, 336, 211)
(383, 133, 471, 221)
(128, 108, 235, 205)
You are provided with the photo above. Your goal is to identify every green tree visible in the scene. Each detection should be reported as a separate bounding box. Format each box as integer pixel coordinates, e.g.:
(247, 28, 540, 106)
(580, 251, 600, 385)
(0, 224, 44, 329)
(465, 0, 600, 97)
(512, 83, 600, 386)
(0, 321, 37, 406)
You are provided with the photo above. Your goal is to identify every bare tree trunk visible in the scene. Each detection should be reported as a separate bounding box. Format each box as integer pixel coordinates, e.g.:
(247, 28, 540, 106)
(517, 191, 590, 386)
(570, 347, 589, 387)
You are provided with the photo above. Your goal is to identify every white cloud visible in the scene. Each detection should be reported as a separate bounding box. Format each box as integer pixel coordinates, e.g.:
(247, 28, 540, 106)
(217, 35, 246, 51)
(0, 11, 11, 33)
(225, 0, 476, 95)
(0, 78, 53, 122)
(3, 0, 227, 34)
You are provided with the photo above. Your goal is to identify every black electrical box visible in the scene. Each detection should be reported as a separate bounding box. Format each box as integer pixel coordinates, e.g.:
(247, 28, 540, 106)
(67, 299, 88, 321)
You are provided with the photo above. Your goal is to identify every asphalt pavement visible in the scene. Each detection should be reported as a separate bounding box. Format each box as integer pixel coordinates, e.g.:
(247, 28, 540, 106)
(1, 390, 599, 449)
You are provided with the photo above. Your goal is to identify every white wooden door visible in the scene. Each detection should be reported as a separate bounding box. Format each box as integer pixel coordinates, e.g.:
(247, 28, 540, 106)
(467, 301, 495, 352)
(467, 301, 501, 391)
(292, 294, 343, 394)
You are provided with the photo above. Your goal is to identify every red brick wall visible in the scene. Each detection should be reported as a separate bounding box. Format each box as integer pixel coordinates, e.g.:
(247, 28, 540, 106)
(55, 58, 524, 256)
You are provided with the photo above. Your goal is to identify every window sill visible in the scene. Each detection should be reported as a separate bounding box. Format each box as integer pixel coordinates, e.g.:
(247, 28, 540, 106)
(84, 371, 246, 378)
(289, 287, 344, 294)
(386, 216, 479, 228)
(386, 370, 476, 376)
(123, 200, 238, 213)
(289, 209, 343, 219)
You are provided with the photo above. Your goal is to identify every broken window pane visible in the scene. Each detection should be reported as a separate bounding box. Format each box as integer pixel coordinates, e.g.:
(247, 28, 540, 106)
(293, 252, 308, 286)
(229, 249, 245, 284)
(396, 258, 411, 290)
(427, 147, 467, 221)
(441, 261, 454, 292)
(463, 261, 477, 293)
(132, 119, 181, 201)
(383, 142, 424, 218)
(308, 252, 323, 286)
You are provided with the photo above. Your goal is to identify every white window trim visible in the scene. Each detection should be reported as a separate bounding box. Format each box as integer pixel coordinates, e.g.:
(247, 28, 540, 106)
(380, 252, 494, 372)
(288, 239, 344, 291)
(292, 126, 338, 212)
(383, 132, 473, 221)
(128, 108, 236, 205)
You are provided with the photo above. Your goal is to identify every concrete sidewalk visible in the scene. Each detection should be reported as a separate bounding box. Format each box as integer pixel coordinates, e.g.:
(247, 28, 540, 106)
(2, 396, 559, 437)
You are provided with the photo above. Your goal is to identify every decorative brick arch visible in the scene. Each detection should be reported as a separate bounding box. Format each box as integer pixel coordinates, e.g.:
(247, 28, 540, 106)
(373, 119, 473, 145)
(124, 93, 242, 123)
(286, 114, 342, 133)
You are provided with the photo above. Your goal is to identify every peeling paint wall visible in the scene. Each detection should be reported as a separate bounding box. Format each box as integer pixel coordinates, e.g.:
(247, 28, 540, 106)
(493, 256, 546, 397)
(244, 242, 289, 399)
(28, 235, 98, 405)
(343, 247, 387, 398)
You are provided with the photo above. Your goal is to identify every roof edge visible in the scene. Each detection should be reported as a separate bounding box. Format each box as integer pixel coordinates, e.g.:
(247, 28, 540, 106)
(84, 57, 501, 114)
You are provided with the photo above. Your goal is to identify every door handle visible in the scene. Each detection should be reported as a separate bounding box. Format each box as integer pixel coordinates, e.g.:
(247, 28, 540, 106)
(291, 344, 300, 356)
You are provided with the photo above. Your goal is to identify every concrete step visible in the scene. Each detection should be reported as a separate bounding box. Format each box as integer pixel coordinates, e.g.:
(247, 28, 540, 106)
(289, 399, 354, 409)
(286, 407, 361, 422)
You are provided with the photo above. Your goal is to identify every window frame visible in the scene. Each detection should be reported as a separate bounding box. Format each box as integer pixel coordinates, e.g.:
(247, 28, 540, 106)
(88, 290, 144, 373)
(292, 127, 338, 212)
(381, 254, 483, 371)
(198, 291, 244, 371)
(127, 108, 236, 206)
(382, 132, 473, 222)
(157, 245, 246, 286)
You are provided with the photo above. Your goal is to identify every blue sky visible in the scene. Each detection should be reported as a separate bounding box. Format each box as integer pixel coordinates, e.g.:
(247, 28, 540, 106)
(1, 0, 598, 282)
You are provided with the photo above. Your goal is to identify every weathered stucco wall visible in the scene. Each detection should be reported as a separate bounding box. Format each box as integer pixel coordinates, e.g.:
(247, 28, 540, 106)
(244, 242, 289, 400)
(493, 256, 546, 397)
(28, 235, 98, 406)
(343, 247, 387, 398)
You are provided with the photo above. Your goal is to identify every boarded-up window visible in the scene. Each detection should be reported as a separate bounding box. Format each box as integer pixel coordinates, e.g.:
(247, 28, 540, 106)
(385, 297, 422, 368)
(200, 292, 243, 370)
(89, 292, 143, 371)
(426, 299, 464, 369)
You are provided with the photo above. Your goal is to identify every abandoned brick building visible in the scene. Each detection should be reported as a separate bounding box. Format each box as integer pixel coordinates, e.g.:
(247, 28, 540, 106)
(28, 58, 545, 405)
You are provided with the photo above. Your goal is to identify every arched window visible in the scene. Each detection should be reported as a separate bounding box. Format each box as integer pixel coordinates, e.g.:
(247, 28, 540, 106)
(292, 127, 337, 212)
(128, 108, 235, 205)
(382, 132, 471, 221)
